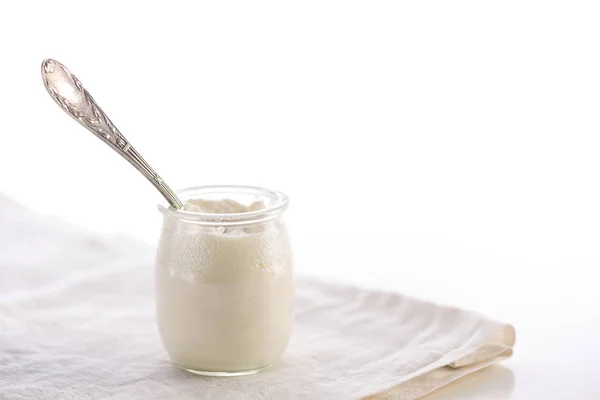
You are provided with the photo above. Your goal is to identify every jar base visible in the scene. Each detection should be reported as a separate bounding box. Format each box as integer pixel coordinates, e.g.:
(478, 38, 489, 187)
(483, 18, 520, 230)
(178, 364, 272, 377)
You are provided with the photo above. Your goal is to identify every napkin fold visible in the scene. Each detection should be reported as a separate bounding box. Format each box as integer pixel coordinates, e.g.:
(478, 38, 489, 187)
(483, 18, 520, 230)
(0, 195, 514, 400)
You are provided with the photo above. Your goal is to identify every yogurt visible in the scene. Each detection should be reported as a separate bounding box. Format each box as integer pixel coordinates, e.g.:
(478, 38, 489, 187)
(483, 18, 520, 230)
(155, 190, 293, 375)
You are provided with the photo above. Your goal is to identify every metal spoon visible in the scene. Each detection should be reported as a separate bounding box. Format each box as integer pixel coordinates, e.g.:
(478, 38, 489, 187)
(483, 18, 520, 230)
(41, 59, 184, 210)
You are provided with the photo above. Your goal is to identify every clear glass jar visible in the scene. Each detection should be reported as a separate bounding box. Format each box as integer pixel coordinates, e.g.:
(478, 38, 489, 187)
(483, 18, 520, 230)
(155, 185, 293, 376)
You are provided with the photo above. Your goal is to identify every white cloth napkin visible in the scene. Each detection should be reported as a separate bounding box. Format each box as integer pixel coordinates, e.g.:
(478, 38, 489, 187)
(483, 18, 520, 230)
(0, 195, 515, 400)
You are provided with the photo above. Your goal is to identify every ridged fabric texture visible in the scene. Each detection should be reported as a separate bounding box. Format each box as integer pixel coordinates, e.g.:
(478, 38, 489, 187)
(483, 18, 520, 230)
(0, 195, 514, 399)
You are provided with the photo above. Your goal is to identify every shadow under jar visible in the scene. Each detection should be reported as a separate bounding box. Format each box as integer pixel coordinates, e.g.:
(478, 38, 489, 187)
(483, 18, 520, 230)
(155, 185, 294, 376)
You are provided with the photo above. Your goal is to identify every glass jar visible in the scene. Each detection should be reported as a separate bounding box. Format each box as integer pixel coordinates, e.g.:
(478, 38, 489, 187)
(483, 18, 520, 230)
(155, 185, 293, 376)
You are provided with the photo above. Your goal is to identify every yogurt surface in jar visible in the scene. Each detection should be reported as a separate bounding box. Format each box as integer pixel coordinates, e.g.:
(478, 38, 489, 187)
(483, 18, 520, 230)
(155, 186, 293, 375)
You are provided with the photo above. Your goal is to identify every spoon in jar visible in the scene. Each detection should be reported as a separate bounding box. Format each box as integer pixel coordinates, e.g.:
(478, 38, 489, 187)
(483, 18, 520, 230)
(41, 59, 184, 210)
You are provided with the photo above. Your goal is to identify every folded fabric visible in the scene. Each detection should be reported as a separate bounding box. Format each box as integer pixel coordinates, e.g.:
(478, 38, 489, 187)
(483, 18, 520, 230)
(0, 195, 515, 399)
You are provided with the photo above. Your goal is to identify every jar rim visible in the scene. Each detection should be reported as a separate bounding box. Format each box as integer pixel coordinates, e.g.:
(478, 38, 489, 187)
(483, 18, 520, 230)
(157, 185, 289, 226)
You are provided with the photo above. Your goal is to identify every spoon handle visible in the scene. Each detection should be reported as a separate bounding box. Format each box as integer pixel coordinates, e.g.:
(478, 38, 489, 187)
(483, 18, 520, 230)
(41, 59, 183, 210)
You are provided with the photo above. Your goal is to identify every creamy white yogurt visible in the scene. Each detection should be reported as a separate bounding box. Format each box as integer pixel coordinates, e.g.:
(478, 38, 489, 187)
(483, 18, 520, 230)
(155, 197, 293, 374)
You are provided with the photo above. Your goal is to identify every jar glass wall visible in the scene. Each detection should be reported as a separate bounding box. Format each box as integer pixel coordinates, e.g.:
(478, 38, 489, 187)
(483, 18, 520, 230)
(155, 186, 293, 376)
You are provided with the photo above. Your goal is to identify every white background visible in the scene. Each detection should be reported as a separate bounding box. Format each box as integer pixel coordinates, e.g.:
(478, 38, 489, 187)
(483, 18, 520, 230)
(2, 1, 600, 398)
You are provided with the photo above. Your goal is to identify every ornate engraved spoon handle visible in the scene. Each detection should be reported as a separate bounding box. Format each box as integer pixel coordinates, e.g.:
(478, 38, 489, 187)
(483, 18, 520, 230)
(41, 59, 183, 210)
